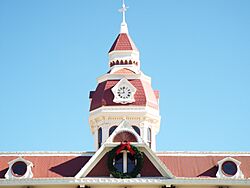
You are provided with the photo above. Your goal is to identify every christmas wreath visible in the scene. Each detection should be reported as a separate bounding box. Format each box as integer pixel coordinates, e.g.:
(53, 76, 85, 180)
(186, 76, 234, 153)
(107, 142, 143, 178)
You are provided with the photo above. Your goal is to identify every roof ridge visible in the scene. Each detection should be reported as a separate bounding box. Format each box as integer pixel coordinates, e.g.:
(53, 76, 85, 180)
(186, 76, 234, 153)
(0, 151, 95, 156)
(156, 151, 250, 156)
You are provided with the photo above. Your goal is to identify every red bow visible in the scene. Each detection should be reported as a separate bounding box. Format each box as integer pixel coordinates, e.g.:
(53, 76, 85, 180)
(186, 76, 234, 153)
(116, 142, 135, 156)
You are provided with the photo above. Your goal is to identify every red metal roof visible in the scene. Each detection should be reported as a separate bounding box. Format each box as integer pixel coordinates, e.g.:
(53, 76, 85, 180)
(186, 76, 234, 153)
(109, 33, 138, 53)
(0, 153, 250, 178)
(0, 155, 91, 178)
(89, 79, 159, 111)
(158, 155, 250, 178)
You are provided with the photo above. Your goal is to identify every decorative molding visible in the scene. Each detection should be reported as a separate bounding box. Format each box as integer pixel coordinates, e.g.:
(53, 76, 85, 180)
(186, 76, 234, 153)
(96, 71, 151, 84)
(106, 120, 143, 144)
(89, 106, 160, 121)
(108, 50, 140, 70)
(1, 177, 250, 186)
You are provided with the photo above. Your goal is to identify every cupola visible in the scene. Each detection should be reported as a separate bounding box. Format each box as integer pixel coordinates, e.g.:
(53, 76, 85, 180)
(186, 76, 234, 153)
(89, 0, 161, 151)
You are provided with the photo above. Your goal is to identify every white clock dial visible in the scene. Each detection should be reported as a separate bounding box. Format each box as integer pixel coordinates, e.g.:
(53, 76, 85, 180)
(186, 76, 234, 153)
(117, 86, 132, 99)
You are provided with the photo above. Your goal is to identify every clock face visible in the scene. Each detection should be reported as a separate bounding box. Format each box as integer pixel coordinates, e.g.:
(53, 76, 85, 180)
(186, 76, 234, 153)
(117, 86, 132, 99)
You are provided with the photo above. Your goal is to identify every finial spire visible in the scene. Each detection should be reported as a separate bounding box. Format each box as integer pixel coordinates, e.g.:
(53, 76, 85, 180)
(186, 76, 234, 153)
(119, 0, 129, 33)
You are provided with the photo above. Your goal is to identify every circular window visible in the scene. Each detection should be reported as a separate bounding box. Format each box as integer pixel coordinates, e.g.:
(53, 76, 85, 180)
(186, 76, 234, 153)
(11, 161, 27, 177)
(222, 161, 237, 176)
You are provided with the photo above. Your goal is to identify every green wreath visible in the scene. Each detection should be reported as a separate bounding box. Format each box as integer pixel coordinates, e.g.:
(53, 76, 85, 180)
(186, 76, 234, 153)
(107, 142, 143, 178)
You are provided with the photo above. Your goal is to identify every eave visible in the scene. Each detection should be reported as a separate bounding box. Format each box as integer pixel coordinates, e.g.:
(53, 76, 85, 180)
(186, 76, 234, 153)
(1, 178, 250, 186)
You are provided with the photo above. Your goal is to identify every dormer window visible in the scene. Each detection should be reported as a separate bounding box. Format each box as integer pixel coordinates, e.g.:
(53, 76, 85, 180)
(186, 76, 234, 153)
(11, 161, 27, 177)
(5, 157, 33, 179)
(222, 161, 238, 176)
(216, 157, 244, 179)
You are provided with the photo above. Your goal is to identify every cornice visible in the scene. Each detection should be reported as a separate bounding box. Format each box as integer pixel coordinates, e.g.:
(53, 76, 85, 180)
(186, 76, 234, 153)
(96, 71, 151, 84)
(0, 177, 250, 186)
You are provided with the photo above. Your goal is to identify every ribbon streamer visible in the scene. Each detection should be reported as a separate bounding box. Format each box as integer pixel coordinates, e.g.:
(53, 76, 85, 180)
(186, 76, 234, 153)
(116, 141, 135, 155)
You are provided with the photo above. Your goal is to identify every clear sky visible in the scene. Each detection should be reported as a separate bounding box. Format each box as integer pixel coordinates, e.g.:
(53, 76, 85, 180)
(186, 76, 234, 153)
(0, 0, 250, 152)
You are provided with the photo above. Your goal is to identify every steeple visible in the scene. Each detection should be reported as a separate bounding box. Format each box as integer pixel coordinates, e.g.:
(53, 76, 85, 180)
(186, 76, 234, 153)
(119, 0, 128, 33)
(108, 0, 140, 72)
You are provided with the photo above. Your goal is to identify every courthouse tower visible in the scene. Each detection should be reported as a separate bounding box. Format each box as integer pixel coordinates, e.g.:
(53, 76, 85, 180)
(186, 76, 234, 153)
(89, 1, 161, 151)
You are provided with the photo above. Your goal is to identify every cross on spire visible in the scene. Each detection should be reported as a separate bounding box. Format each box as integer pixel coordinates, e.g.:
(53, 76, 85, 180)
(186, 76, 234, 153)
(119, 0, 128, 24)
(119, 0, 129, 33)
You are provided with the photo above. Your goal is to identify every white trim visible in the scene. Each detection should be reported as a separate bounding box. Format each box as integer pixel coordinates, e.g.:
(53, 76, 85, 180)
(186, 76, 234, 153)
(1, 151, 249, 157)
(76, 125, 174, 179)
(89, 106, 160, 118)
(75, 144, 108, 178)
(106, 120, 144, 144)
(96, 71, 151, 84)
(0, 177, 250, 186)
(140, 146, 174, 178)
(110, 65, 140, 74)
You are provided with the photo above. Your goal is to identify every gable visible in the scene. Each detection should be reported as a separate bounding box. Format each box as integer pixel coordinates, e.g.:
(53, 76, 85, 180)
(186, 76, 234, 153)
(86, 153, 162, 177)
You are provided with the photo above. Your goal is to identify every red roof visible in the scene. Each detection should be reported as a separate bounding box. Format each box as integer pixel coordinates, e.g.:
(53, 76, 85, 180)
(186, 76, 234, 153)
(0, 155, 91, 178)
(0, 153, 250, 178)
(109, 33, 138, 53)
(158, 154, 250, 178)
(89, 79, 159, 111)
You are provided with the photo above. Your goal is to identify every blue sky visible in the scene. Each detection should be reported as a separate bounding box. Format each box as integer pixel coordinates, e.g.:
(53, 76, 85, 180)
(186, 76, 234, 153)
(0, 0, 250, 152)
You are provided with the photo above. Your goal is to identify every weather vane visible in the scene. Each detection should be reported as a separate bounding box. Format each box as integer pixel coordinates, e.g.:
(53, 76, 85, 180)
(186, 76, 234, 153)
(119, 0, 128, 24)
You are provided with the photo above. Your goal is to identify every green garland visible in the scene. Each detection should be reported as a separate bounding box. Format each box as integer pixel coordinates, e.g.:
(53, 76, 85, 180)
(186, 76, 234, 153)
(107, 143, 143, 178)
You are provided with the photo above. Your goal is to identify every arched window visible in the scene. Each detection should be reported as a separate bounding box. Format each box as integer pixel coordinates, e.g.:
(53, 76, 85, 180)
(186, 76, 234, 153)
(98, 127, 102, 148)
(109, 126, 118, 136)
(147, 127, 151, 148)
(132, 126, 140, 135)
(113, 131, 137, 142)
